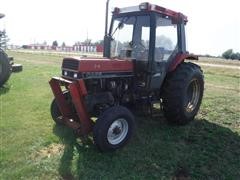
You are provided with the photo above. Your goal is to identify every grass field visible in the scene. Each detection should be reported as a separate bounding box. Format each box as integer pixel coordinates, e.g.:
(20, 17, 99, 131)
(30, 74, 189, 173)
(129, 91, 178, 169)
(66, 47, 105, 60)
(1, 51, 240, 179)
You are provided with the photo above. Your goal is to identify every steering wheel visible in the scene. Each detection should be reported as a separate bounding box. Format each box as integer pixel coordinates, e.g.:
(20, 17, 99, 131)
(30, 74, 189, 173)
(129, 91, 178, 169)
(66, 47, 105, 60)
(131, 41, 146, 52)
(131, 41, 148, 60)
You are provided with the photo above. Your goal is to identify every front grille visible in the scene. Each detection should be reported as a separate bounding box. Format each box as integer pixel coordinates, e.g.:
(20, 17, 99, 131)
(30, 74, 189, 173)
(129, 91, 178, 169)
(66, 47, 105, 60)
(62, 59, 79, 70)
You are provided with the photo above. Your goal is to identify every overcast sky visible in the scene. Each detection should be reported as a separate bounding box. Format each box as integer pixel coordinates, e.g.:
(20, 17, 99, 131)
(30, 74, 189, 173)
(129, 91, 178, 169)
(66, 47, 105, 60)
(1, 0, 239, 56)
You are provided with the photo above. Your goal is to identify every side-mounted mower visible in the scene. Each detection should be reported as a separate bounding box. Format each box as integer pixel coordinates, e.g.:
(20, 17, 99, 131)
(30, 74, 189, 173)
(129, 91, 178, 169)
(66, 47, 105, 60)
(49, 2, 204, 152)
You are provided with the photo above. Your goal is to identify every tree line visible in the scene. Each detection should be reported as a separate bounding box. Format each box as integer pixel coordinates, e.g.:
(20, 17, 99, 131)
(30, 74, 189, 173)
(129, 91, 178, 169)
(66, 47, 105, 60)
(222, 49, 240, 60)
(51, 39, 104, 48)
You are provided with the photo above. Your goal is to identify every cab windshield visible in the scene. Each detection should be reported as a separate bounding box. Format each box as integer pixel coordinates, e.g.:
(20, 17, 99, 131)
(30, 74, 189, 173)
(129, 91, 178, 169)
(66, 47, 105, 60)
(110, 15, 150, 61)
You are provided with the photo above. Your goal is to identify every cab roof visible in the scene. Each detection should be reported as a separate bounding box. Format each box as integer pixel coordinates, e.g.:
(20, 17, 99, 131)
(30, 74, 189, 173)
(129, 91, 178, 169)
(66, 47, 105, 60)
(113, 2, 188, 23)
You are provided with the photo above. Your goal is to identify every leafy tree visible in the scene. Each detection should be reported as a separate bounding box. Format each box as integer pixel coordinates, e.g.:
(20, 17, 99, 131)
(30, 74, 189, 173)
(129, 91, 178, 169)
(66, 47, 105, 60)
(94, 40, 104, 46)
(230, 52, 240, 60)
(230, 53, 237, 60)
(74, 41, 81, 46)
(61, 42, 66, 47)
(52, 40, 58, 47)
(222, 49, 233, 59)
(236, 53, 240, 60)
(0, 29, 9, 49)
(222, 49, 240, 60)
(83, 39, 91, 45)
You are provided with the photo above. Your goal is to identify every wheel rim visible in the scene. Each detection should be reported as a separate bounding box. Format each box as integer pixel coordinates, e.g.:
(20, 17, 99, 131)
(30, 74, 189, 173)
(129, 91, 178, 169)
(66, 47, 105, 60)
(107, 118, 129, 145)
(186, 78, 200, 113)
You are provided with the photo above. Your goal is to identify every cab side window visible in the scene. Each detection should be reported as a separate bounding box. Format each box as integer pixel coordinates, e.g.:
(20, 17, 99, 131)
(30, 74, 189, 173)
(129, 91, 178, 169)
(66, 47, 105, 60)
(155, 16, 177, 61)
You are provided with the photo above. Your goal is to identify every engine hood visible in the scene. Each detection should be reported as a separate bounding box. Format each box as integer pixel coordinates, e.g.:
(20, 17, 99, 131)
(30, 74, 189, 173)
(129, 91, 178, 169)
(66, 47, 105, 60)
(62, 57, 134, 72)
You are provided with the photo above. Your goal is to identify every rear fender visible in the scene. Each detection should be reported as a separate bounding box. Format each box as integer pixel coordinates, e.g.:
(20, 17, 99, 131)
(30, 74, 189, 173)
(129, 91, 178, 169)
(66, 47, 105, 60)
(168, 53, 198, 72)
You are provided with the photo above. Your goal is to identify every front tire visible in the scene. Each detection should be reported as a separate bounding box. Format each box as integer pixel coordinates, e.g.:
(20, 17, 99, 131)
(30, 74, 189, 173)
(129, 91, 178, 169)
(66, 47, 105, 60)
(93, 106, 135, 152)
(162, 62, 204, 125)
(50, 91, 71, 124)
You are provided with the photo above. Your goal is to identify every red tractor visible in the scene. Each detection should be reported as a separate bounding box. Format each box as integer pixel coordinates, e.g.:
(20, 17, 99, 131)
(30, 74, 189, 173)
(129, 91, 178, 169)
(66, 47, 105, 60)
(49, 2, 204, 152)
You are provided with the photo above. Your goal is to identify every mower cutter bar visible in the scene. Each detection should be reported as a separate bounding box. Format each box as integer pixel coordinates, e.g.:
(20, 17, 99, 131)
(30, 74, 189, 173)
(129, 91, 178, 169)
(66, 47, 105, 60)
(49, 77, 92, 135)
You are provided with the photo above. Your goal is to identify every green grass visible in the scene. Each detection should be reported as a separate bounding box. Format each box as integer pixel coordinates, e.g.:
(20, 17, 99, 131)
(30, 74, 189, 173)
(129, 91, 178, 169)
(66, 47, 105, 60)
(0, 51, 240, 179)
(198, 57, 240, 66)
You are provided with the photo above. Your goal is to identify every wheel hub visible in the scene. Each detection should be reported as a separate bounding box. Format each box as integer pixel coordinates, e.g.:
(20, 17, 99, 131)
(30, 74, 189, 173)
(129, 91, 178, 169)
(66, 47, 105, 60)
(107, 118, 129, 145)
(186, 78, 200, 113)
(113, 126, 122, 135)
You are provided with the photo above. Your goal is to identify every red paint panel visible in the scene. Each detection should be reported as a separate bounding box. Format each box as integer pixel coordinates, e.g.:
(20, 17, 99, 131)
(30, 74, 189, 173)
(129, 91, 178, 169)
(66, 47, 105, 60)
(78, 79, 87, 96)
(49, 77, 92, 135)
(64, 57, 134, 72)
(153, 6, 188, 22)
(69, 81, 92, 135)
(80, 59, 133, 72)
(96, 45, 104, 52)
(49, 78, 72, 118)
(114, 3, 187, 23)
(169, 53, 198, 72)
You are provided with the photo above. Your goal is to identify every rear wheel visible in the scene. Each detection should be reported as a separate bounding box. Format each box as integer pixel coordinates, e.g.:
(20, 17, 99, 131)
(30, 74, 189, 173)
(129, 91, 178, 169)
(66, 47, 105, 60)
(93, 106, 135, 152)
(0, 49, 11, 86)
(162, 62, 204, 125)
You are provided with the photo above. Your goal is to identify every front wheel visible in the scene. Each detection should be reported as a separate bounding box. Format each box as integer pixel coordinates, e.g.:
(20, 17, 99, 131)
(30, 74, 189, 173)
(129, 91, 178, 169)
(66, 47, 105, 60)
(50, 91, 71, 124)
(93, 106, 135, 152)
(162, 62, 204, 125)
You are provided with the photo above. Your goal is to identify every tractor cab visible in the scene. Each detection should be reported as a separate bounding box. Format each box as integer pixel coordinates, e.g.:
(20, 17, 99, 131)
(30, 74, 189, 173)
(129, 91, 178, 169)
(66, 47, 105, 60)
(105, 2, 188, 89)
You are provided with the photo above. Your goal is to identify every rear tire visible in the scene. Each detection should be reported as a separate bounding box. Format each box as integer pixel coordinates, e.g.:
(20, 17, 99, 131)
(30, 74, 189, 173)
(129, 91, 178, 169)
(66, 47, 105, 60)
(0, 49, 11, 86)
(93, 106, 135, 152)
(162, 62, 204, 125)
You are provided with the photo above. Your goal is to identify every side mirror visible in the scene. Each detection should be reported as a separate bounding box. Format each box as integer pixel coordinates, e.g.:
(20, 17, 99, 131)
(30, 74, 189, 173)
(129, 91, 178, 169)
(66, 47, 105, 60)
(118, 22, 124, 30)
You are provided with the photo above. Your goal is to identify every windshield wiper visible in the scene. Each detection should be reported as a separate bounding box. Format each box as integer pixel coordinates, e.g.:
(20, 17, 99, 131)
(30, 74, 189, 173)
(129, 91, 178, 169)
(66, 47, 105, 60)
(111, 17, 130, 38)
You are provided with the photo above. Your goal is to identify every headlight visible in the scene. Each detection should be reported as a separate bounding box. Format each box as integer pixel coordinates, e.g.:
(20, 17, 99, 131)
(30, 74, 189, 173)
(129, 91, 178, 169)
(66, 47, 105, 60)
(73, 73, 78, 78)
(64, 71, 68, 76)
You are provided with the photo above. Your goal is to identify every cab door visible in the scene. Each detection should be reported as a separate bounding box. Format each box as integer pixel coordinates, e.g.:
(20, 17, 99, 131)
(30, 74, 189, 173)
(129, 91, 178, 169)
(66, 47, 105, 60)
(150, 15, 178, 90)
(131, 15, 151, 88)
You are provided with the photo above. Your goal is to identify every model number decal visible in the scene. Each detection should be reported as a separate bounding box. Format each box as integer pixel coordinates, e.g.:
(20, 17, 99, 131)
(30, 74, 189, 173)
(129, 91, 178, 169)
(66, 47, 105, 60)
(94, 64, 101, 69)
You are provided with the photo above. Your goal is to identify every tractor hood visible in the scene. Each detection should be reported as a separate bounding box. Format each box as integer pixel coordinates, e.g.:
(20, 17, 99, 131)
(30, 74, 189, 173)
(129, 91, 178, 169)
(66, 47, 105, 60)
(61, 57, 134, 79)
